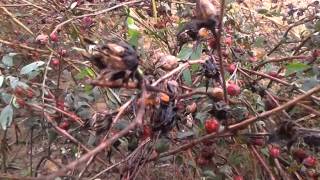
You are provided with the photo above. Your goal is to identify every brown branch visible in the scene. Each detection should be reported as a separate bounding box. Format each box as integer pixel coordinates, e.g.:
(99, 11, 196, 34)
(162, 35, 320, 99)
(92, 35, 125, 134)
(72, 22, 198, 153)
(51, 0, 143, 34)
(228, 85, 320, 130)
(250, 146, 276, 180)
(151, 60, 205, 86)
(217, 0, 228, 103)
(0, 4, 34, 36)
(43, 112, 109, 167)
(254, 55, 308, 70)
(0, 38, 50, 53)
(151, 85, 320, 160)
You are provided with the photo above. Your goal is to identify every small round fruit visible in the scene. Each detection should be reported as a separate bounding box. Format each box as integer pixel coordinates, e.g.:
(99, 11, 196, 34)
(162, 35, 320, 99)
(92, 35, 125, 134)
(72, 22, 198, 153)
(26, 90, 34, 98)
(233, 176, 244, 180)
(227, 83, 241, 96)
(227, 63, 236, 73)
(303, 156, 317, 167)
(196, 156, 210, 166)
(58, 49, 67, 57)
(292, 148, 308, 162)
(15, 87, 25, 96)
(208, 38, 217, 49)
(59, 121, 70, 130)
(224, 36, 232, 46)
(249, 56, 257, 62)
(186, 102, 197, 113)
(205, 118, 220, 133)
(250, 138, 265, 146)
(267, 71, 279, 78)
(142, 125, 152, 140)
(16, 98, 26, 107)
(49, 32, 58, 42)
(52, 58, 60, 66)
(211, 87, 224, 101)
(269, 146, 281, 158)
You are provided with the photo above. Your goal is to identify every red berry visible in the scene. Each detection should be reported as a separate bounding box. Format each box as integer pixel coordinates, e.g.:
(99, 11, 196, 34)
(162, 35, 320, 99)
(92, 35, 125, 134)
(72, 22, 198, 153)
(303, 156, 317, 167)
(250, 138, 265, 146)
(225, 36, 232, 46)
(14, 87, 25, 96)
(227, 83, 241, 96)
(292, 148, 308, 162)
(227, 63, 236, 73)
(208, 38, 217, 49)
(249, 56, 257, 62)
(233, 176, 244, 180)
(142, 125, 152, 140)
(52, 58, 60, 66)
(82, 16, 94, 27)
(196, 156, 210, 166)
(50, 32, 58, 42)
(205, 118, 220, 133)
(269, 146, 281, 158)
(59, 121, 70, 130)
(312, 49, 320, 58)
(58, 49, 67, 57)
(16, 98, 26, 107)
(267, 71, 278, 77)
(26, 90, 34, 98)
(56, 99, 64, 110)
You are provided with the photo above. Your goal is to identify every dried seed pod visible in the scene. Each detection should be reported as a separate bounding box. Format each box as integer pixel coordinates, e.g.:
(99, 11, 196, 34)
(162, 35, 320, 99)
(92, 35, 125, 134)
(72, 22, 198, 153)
(196, 0, 220, 22)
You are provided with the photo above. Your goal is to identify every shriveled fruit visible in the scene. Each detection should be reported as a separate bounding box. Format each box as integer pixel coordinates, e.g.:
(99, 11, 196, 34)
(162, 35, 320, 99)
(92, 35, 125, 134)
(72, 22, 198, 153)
(159, 92, 170, 104)
(267, 71, 279, 78)
(59, 121, 70, 130)
(224, 36, 232, 46)
(196, 156, 210, 166)
(227, 83, 241, 96)
(157, 55, 179, 71)
(211, 87, 224, 101)
(269, 146, 281, 158)
(186, 102, 197, 113)
(205, 118, 220, 133)
(292, 148, 308, 162)
(249, 138, 265, 146)
(227, 63, 236, 73)
(142, 125, 152, 140)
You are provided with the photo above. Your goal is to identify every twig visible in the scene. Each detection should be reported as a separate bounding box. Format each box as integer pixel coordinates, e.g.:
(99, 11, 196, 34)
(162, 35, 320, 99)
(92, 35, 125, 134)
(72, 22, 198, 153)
(151, 59, 205, 86)
(0, 4, 34, 36)
(229, 85, 320, 130)
(254, 55, 308, 70)
(217, 0, 228, 103)
(51, 0, 143, 34)
(250, 146, 276, 180)
(0, 38, 50, 53)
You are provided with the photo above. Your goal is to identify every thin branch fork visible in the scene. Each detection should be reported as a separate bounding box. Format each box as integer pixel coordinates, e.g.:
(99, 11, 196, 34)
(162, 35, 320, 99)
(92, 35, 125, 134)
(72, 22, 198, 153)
(151, 85, 320, 160)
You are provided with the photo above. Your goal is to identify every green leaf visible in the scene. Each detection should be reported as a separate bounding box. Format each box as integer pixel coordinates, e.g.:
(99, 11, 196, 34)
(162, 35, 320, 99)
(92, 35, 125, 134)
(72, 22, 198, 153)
(256, 8, 269, 14)
(0, 105, 13, 130)
(0, 75, 4, 87)
(182, 68, 192, 85)
(20, 61, 45, 75)
(315, 20, 320, 31)
(177, 44, 193, 59)
(126, 9, 140, 47)
(285, 62, 310, 76)
(177, 131, 194, 140)
(190, 43, 203, 60)
(2, 53, 17, 67)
